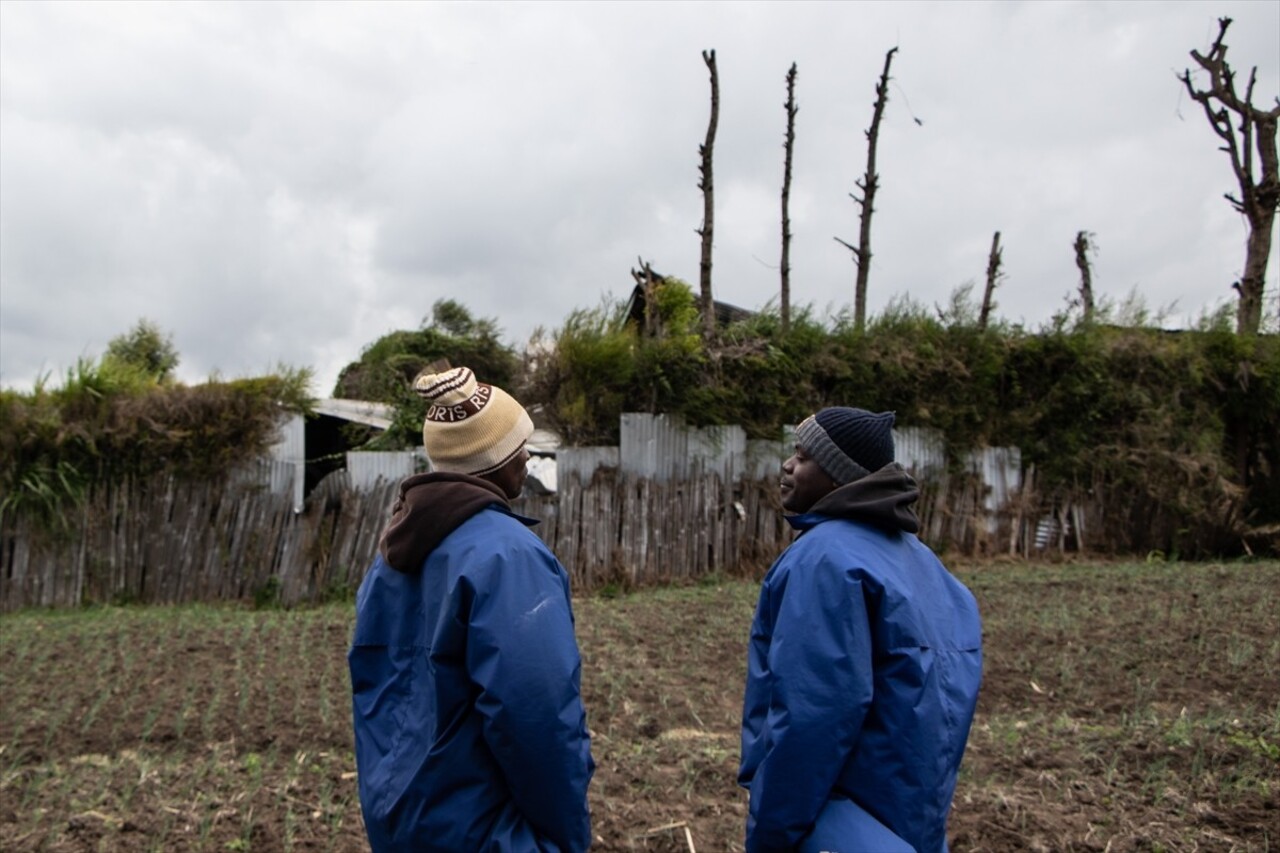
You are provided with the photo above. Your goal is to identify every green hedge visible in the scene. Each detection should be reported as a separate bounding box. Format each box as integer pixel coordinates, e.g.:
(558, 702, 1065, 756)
(0, 360, 312, 530)
(527, 281, 1278, 557)
(4, 288, 1274, 558)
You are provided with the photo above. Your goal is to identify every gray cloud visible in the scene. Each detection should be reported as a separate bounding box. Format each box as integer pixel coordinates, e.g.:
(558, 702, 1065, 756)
(2, 0, 1276, 395)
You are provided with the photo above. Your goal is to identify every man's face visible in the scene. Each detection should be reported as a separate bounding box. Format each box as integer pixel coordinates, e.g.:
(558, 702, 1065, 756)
(780, 444, 837, 514)
(490, 444, 530, 500)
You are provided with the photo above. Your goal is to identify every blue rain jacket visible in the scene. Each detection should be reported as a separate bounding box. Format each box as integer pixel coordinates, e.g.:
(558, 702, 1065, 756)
(350, 486, 593, 852)
(740, 467, 982, 853)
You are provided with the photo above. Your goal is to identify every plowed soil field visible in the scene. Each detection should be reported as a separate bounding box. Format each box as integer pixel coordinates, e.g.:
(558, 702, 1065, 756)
(2, 560, 1277, 851)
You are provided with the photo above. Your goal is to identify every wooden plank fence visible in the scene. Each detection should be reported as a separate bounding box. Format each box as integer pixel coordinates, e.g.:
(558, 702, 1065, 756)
(520, 466, 792, 592)
(0, 459, 1045, 612)
(0, 474, 399, 612)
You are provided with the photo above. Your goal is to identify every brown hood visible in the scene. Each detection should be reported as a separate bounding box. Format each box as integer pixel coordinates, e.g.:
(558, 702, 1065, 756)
(379, 472, 510, 573)
(807, 462, 921, 534)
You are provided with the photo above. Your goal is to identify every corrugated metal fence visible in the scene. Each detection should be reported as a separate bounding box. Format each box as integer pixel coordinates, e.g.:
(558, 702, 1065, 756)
(0, 415, 1053, 611)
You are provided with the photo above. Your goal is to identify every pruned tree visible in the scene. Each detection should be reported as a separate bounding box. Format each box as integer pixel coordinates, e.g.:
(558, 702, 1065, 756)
(697, 48, 720, 342)
(836, 47, 898, 330)
(979, 231, 1003, 331)
(1074, 231, 1097, 322)
(780, 62, 798, 335)
(1180, 16, 1280, 336)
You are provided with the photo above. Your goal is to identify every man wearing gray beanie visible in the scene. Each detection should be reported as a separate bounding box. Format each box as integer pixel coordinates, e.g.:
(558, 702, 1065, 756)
(739, 407, 983, 853)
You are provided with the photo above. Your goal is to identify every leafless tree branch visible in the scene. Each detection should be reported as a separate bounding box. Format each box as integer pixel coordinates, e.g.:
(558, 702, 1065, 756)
(698, 49, 720, 342)
(779, 62, 798, 335)
(1178, 17, 1280, 334)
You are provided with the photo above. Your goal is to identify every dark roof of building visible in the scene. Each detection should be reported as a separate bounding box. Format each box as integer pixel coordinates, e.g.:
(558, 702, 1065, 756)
(624, 281, 755, 331)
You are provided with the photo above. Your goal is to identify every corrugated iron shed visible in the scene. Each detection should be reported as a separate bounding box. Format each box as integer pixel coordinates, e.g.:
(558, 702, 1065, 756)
(314, 398, 394, 430)
(557, 447, 620, 485)
(895, 426, 947, 477)
(347, 451, 416, 490)
(268, 414, 306, 512)
(620, 413, 749, 481)
(967, 446, 1022, 534)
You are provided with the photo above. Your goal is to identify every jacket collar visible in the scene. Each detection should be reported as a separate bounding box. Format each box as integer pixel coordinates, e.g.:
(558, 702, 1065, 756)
(379, 472, 537, 573)
(787, 462, 921, 534)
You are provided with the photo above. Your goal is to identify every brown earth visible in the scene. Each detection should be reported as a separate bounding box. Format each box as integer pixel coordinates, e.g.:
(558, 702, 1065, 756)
(0, 560, 1277, 851)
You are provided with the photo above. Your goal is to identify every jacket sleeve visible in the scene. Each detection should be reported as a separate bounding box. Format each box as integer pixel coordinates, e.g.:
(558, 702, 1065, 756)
(744, 553, 874, 853)
(465, 535, 594, 852)
(738, 581, 773, 789)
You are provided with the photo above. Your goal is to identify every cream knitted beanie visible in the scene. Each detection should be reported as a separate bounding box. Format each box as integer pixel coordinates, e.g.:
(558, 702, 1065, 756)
(413, 366, 534, 476)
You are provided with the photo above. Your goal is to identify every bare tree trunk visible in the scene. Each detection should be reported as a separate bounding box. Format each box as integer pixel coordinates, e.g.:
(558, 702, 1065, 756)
(980, 231, 1002, 331)
(780, 63, 798, 336)
(1238, 201, 1277, 332)
(697, 49, 720, 342)
(1180, 17, 1280, 335)
(835, 47, 897, 331)
(1074, 231, 1096, 322)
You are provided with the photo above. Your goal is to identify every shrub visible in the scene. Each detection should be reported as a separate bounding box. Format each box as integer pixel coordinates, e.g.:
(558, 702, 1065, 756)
(523, 276, 1277, 556)
(0, 362, 313, 529)
(331, 299, 519, 449)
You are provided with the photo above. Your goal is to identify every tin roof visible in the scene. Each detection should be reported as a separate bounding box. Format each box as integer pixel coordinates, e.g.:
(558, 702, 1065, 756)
(313, 398, 395, 430)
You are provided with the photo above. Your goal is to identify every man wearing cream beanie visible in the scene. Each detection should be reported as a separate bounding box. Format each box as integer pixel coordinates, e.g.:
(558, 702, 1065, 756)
(349, 366, 594, 851)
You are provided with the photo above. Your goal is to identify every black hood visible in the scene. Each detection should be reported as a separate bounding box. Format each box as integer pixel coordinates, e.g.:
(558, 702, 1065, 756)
(805, 462, 921, 534)
(378, 472, 509, 573)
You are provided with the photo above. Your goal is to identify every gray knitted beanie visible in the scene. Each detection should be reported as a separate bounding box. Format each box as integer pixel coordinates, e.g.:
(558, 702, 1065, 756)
(794, 407, 895, 485)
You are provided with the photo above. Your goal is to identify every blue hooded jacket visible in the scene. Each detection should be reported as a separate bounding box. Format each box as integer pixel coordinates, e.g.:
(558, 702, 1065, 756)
(739, 464, 982, 853)
(349, 473, 594, 851)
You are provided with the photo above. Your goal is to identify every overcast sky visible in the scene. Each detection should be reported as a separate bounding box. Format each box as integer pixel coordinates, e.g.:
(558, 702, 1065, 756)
(2, 0, 1277, 396)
